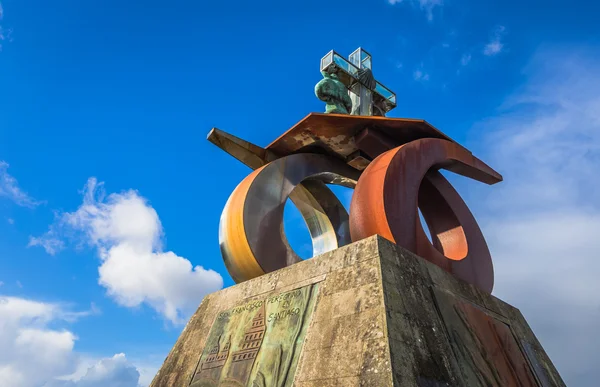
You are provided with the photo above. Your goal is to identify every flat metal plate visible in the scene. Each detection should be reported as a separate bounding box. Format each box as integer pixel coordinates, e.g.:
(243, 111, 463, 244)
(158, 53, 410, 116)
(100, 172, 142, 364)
(266, 113, 457, 161)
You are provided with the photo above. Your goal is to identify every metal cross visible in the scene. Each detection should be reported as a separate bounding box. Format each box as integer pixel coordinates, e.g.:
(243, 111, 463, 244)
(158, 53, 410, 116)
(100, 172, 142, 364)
(320, 48, 397, 116)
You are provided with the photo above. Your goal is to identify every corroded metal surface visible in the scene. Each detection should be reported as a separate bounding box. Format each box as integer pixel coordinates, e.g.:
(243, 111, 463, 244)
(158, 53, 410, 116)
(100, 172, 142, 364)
(220, 153, 359, 283)
(266, 113, 456, 162)
(349, 138, 502, 293)
(210, 115, 503, 290)
(433, 289, 540, 386)
(345, 150, 371, 170)
(354, 127, 399, 159)
(189, 284, 319, 387)
(208, 114, 476, 175)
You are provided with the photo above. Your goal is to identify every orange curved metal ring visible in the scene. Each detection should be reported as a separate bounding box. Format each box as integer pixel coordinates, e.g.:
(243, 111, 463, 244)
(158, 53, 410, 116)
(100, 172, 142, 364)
(219, 166, 266, 283)
(349, 138, 502, 293)
(220, 153, 359, 283)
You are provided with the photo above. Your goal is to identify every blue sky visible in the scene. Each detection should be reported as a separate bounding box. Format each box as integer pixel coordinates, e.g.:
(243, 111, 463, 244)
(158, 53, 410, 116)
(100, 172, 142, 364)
(1, 0, 599, 386)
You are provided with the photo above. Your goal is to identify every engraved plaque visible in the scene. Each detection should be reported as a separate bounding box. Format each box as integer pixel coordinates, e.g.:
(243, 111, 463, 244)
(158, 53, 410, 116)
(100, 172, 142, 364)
(189, 283, 319, 387)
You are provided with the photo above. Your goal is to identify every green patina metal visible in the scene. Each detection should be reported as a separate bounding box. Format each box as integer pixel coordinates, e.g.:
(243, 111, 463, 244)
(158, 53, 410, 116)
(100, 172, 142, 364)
(314, 71, 352, 114)
(189, 283, 319, 387)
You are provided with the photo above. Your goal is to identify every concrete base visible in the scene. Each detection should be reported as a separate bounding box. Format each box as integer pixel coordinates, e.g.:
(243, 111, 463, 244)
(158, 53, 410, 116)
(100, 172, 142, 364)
(151, 236, 564, 387)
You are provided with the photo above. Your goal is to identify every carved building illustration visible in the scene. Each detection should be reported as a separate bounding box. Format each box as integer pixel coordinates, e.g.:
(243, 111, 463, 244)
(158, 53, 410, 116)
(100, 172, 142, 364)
(203, 335, 231, 370)
(190, 335, 231, 386)
(225, 303, 266, 384)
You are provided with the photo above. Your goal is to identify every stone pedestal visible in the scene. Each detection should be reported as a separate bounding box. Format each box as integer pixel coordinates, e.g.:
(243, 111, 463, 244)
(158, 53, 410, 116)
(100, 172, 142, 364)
(150, 236, 564, 387)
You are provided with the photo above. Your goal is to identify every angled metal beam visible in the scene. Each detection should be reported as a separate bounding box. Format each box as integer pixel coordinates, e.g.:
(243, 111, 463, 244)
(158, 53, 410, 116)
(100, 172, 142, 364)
(207, 128, 278, 170)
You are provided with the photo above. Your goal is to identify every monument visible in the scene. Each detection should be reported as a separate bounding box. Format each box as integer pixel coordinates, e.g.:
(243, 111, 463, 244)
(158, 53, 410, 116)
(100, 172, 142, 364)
(151, 48, 565, 386)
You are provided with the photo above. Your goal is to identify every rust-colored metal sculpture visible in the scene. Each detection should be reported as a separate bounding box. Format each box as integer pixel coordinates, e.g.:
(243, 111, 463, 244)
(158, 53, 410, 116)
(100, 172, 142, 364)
(150, 48, 566, 387)
(210, 114, 502, 293)
(210, 48, 502, 293)
(349, 138, 502, 293)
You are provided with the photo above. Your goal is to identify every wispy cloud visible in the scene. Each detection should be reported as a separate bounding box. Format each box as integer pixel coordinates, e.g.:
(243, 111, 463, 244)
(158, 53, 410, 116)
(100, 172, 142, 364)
(417, 0, 443, 21)
(468, 46, 600, 386)
(0, 161, 43, 208)
(413, 67, 430, 81)
(483, 25, 506, 56)
(460, 53, 472, 66)
(30, 178, 223, 324)
(0, 1, 11, 51)
(0, 2, 4, 50)
(28, 235, 65, 256)
(58, 302, 101, 323)
(387, 0, 443, 21)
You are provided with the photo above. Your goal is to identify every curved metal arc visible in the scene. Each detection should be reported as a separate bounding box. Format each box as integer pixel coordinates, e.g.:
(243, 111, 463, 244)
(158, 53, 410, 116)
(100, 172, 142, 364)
(209, 128, 356, 282)
(418, 171, 468, 261)
(288, 180, 351, 256)
(419, 171, 494, 291)
(382, 139, 499, 252)
(220, 153, 359, 283)
(350, 138, 495, 293)
(219, 167, 267, 283)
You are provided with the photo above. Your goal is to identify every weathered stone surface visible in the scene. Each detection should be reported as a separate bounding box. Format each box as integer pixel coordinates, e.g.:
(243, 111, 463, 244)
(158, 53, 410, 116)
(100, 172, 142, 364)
(151, 236, 565, 387)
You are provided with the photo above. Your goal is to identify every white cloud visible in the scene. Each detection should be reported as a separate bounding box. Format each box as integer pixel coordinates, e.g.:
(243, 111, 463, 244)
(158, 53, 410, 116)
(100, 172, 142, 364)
(469, 47, 600, 386)
(0, 161, 43, 208)
(47, 354, 141, 387)
(0, 296, 76, 386)
(483, 25, 506, 56)
(7, 218, 14, 224)
(31, 178, 223, 324)
(0, 296, 147, 387)
(71, 354, 160, 387)
(131, 360, 161, 387)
